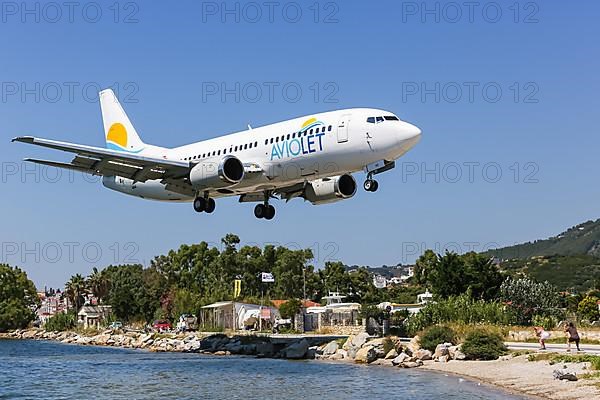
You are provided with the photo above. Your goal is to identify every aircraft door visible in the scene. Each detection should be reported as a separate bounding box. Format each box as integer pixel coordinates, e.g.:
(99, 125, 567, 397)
(337, 114, 350, 143)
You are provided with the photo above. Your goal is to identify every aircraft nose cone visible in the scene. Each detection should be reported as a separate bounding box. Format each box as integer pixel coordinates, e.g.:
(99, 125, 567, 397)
(406, 122, 422, 139)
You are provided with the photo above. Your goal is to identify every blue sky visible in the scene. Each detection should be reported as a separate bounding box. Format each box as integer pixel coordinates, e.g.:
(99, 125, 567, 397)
(1, 0, 598, 289)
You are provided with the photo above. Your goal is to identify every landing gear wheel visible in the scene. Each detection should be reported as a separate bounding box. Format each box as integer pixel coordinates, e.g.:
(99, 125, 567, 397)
(254, 204, 267, 219)
(264, 205, 275, 220)
(364, 179, 379, 192)
(205, 198, 216, 213)
(193, 197, 206, 212)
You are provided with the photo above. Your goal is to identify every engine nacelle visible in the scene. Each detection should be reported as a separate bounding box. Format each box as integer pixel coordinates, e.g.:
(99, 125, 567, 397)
(303, 174, 357, 205)
(189, 155, 244, 189)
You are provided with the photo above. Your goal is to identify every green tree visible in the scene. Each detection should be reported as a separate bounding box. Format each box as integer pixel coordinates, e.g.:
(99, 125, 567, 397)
(499, 277, 562, 325)
(414, 250, 437, 285)
(577, 295, 600, 321)
(87, 267, 110, 302)
(279, 299, 302, 319)
(462, 252, 504, 300)
(65, 274, 87, 311)
(0, 264, 40, 331)
(428, 251, 466, 299)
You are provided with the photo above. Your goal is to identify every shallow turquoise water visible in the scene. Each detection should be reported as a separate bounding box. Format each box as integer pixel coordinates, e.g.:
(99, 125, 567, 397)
(0, 340, 524, 399)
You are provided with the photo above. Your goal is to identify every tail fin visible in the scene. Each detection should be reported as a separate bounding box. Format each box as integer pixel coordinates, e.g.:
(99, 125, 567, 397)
(99, 89, 146, 153)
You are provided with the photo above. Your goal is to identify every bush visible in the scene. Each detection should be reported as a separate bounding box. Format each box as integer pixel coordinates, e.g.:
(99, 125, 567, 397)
(279, 299, 302, 319)
(44, 312, 76, 332)
(461, 328, 507, 360)
(405, 294, 514, 335)
(531, 315, 558, 330)
(419, 325, 456, 352)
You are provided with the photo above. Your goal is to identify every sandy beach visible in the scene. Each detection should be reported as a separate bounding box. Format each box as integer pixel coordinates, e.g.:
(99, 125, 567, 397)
(421, 354, 600, 400)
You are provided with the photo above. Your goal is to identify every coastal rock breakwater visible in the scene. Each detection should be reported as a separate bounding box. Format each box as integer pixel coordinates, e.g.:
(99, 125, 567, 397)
(2, 329, 461, 368)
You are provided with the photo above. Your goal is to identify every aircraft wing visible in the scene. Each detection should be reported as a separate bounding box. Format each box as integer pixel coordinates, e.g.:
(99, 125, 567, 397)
(12, 136, 190, 183)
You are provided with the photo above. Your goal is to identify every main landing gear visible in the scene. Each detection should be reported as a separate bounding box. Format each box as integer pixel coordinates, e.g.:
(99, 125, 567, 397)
(254, 191, 276, 220)
(363, 174, 379, 192)
(193, 193, 216, 213)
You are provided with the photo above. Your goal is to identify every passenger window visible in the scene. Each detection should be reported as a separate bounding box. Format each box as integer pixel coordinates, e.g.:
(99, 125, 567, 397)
(218, 150, 221, 155)
(309, 129, 313, 134)
(321, 127, 325, 133)
(212, 151, 216, 156)
(254, 141, 257, 147)
(275, 137, 279, 143)
(367, 117, 375, 123)
(244, 144, 248, 150)
(286, 134, 290, 140)
(270, 138, 273, 144)
(281, 135, 284, 141)
(264, 139, 268, 145)
(328, 125, 332, 131)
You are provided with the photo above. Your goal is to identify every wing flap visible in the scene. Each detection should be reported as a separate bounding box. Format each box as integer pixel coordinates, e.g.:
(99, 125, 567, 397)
(14, 136, 191, 182)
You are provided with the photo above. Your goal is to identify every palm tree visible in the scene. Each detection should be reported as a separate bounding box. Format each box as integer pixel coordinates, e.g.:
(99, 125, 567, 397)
(65, 274, 87, 311)
(87, 267, 109, 302)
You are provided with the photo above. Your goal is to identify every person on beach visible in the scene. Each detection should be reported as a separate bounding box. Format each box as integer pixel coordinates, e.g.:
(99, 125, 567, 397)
(533, 326, 550, 350)
(564, 322, 581, 352)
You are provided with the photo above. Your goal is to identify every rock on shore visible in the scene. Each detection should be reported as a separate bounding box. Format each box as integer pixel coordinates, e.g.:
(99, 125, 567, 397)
(2, 328, 464, 368)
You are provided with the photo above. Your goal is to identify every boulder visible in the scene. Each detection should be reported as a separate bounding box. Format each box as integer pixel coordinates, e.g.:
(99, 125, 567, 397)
(306, 346, 318, 359)
(400, 361, 420, 368)
(392, 352, 411, 366)
(434, 344, 449, 359)
(438, 355, 449, 363)
(407, 335, 420, 354)
(414, 349, 432, 361)
(351, 333, 370, 349)
(354, 346, 378, 364)
(283, 339, 309, 359)
(322, 341, 339, 356)
(385, 349, 398, 360)
(448, 345, 466, 360)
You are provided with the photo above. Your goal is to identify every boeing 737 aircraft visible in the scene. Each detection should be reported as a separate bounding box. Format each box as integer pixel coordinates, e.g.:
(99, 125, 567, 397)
(13, 89, 421, 220)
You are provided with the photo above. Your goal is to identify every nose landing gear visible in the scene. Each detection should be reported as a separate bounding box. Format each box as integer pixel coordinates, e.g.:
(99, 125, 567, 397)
(193, 193, 216, 213)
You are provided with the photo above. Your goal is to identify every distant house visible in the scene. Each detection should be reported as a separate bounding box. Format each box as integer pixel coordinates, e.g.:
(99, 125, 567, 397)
(417, 290, 433, 305)
(77, 305, 112, 329)
(199, 301, 279, 331)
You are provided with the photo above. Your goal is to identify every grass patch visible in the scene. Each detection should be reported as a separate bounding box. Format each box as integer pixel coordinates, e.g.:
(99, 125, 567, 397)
(528, 353, 600, 370)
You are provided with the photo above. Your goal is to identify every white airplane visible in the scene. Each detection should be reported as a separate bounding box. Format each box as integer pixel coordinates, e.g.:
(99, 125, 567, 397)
(13, 89, 421, 220)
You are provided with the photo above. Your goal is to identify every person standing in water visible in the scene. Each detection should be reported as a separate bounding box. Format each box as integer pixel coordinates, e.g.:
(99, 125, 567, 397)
(565, 322, 581, 352)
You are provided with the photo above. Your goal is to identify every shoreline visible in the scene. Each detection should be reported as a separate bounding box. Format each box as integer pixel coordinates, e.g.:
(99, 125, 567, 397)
(2, 329, 599, 400)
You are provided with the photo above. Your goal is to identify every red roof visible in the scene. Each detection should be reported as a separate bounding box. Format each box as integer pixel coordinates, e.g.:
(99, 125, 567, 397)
(271, 299, 321, 309)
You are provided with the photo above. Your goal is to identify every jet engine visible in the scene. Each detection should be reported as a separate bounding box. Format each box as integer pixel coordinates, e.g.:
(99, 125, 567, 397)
(189, 155, 244, 189)
(303, 174, 357, 205)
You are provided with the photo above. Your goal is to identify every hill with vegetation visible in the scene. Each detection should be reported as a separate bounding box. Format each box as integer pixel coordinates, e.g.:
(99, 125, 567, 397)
(485, 219, 600, 260)
(483, 219, 600, 292)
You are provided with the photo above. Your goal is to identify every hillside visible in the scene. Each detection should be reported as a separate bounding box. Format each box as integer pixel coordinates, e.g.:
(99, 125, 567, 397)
(500, 254, 600, 292)
(485, 219, 600, 260)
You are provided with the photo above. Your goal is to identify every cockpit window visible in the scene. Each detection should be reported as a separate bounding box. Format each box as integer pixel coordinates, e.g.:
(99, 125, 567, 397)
(376, 116, 384, 123)
(367, 117, 375, 123)
(384, 116, 399, 121)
